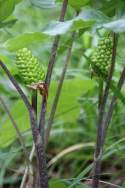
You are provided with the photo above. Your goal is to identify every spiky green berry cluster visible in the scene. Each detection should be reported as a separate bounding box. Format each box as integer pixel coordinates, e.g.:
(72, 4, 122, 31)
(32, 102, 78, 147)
(16, 48, 45, 85)
(91, 37, 113, 77)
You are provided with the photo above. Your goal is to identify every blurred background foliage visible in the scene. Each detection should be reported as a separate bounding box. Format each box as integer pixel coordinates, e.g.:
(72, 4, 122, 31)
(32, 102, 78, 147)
(0, 0, 125, 187)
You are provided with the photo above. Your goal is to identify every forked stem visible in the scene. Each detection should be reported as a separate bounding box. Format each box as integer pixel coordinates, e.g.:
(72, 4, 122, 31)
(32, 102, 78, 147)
(92, 33, 118, 188)
(0, 60, 48, 188)
(45, 31, 76, 146)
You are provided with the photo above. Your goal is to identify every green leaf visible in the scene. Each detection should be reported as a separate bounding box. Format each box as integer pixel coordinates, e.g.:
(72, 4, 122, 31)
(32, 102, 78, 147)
(70, 139, 125, 188)
(69, 164, 93, 188)
(0, 0, 15, 22)
(0, 79, 95, 148)
(31, 0, 56, 9)
(98, 78, 125, 106)
(49, 79, 95, 123)
(101, 18, 125, 33)
(69, 0, 90, 11)
(43, 8, 110, 36)
(100, 77, 125, 106)
(110, 82, 125, 105)
(43, 20, 73, 36)
(78, 8, 110, 24)
(4, 32, 48, 52)
(0, 19, 17, 28)
(49, 179, 67, 188)
(15, 0, 23, 4)
(0, 100, 29, 148)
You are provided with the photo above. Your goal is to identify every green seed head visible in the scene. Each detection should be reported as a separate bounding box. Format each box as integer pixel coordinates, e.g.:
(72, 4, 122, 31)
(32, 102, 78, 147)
(16, 48, 45, 85)
(91, 36, 113, 77)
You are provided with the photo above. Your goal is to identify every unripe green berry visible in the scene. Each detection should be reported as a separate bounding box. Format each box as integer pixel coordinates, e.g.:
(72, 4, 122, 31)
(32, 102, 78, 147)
(16, 48, 45, 85)
(91, 36, 113, 77)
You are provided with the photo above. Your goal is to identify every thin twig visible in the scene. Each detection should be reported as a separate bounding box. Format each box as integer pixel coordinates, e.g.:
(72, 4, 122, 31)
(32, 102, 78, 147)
(39, 0, 68, 135)
(0, 60, 48, 188)
(45, 0, 69, 87)
(0, 96, 29, 166)
(102, 66, 125, 145)
(92, 33, 118, 188)
(20, 144, 35, 188)
(48, 142, 94, 167)
(20, 90, 38, 188)
(85, 178, 121, 188)
(45, 31, 76, 146)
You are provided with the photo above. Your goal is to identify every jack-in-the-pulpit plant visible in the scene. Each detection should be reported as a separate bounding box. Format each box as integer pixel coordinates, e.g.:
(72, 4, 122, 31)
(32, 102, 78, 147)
(16, 48, 45, 85)
(91, 36, 113, 77)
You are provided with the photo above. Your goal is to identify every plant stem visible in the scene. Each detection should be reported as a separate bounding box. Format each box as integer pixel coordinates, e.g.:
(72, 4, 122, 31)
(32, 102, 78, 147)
(45, 0, 69, 87)
(0, 60, 48, 188)
(31, 90, 38, 187)
(39, 0, 68, 135)
(20, 90, 38, 188)
(16, 1, 69, 186)
(92, 33, 118, 188)
(98, 79, 103, 109)
(15, 1, 68, 186)
(32, 90, 37, 116)
(37, 1, 68, 183)
(45, 31, 76, 146)
(102, 66, 125, 145)
(0, 96, 29, 166)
